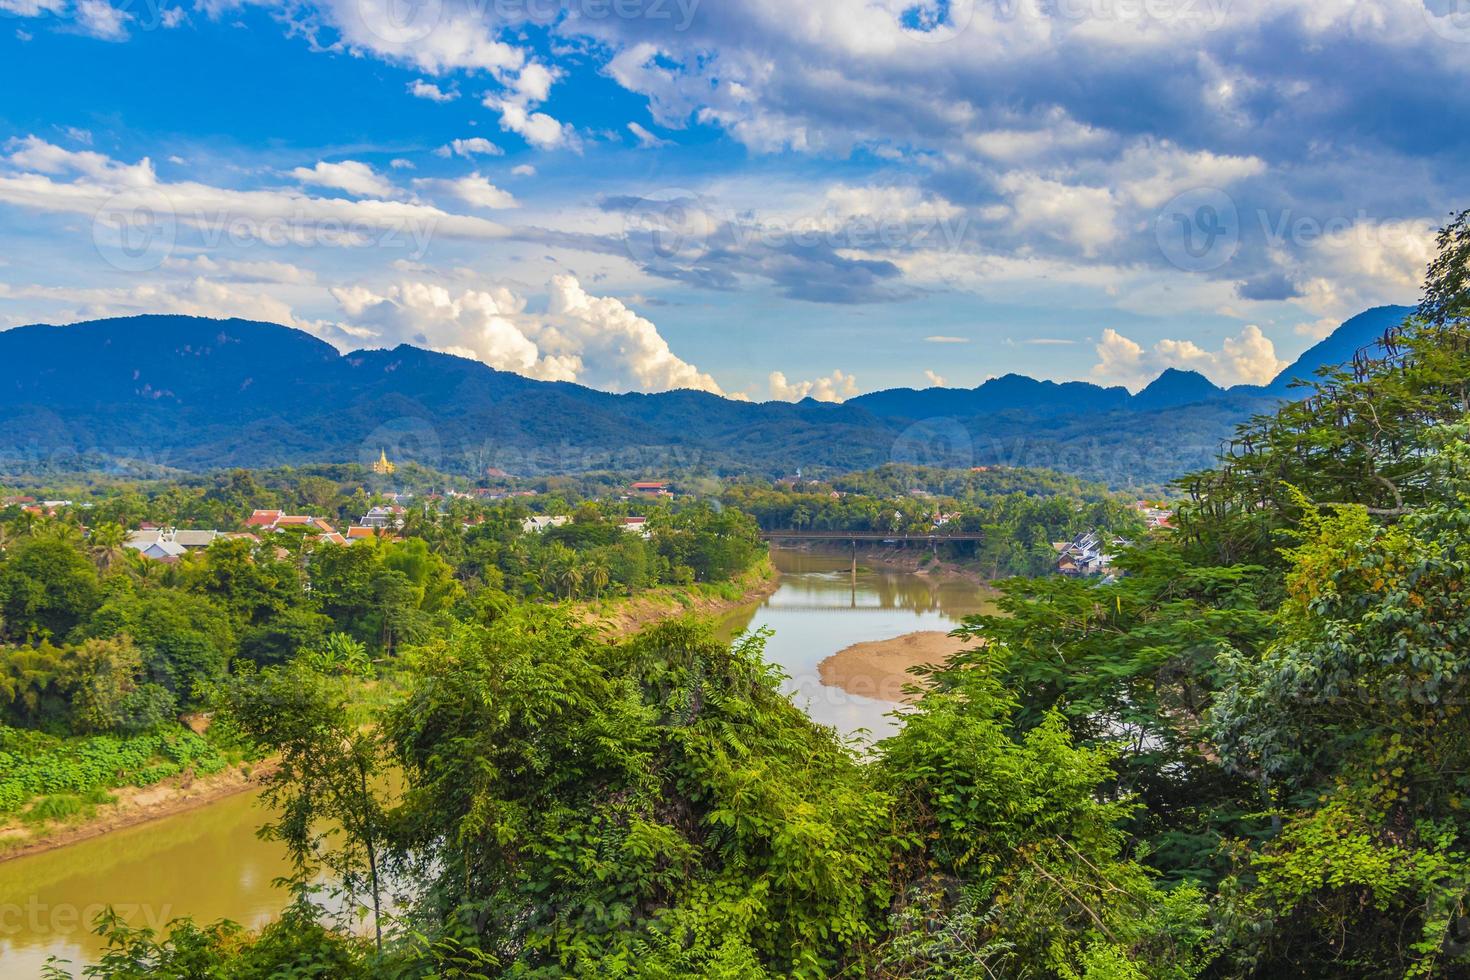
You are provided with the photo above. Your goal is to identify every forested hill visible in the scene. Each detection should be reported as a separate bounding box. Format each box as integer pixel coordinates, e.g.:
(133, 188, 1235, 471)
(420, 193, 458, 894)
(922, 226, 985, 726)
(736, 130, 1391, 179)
(0, 305, 1413, 485)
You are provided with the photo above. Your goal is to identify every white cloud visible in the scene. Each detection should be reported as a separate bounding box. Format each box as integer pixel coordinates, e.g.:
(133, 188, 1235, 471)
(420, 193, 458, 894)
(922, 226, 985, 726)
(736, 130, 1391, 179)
(996, 172, 1119, 256)
(1091, 324, 1285, 390)
(511, 62, 558, 103)
(434, 137, 503, 159)
(490, 100, 578, 151)
(412, 172, 517, 210)
(74, 0, 130, 39)
(408, 78, 457, 102)
(924, 335, 968, 343)
(924, 369, 946, 387)
(330, 273, 724, 395)
(0, 0, 65, 15)
(511, 164, 536, 177)
(768, 369, 858, 403)
(0, 137, 509, 248)
(162, 255, 317, 283)
(627, 122, 670, 149)
(290, 160, 398, 199)
(304, 0, 527, 75)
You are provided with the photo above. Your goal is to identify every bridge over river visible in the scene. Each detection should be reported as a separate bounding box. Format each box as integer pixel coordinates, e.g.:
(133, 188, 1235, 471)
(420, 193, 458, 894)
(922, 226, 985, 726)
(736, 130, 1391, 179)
(758, 530, 985, 543)
(757, 529, 984, 582)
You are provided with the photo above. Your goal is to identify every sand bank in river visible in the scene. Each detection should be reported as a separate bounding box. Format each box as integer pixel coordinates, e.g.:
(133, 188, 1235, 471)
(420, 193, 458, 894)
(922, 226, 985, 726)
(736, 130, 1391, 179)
(818, 630, 976, 704)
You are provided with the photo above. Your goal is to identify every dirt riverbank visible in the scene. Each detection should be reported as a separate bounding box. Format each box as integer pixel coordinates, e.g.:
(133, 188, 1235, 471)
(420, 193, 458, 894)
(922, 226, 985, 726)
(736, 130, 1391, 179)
(0, 760, 277, 864)
(574, 560, 780, 638)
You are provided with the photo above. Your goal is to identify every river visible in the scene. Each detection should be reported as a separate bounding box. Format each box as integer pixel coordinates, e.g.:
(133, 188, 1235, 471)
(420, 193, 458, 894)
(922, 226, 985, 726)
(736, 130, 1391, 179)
(0, 547, 992, 974)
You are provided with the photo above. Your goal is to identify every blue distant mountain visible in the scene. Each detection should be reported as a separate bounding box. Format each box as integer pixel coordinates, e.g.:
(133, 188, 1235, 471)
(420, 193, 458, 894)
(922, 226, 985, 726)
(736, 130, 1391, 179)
(0, 305, 1415, 486)
(1262, 305, 1415, 394)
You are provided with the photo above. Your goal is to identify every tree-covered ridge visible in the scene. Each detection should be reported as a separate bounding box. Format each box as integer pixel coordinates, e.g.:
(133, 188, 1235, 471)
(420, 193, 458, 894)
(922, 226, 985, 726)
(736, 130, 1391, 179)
(0, 306, 1409, 490)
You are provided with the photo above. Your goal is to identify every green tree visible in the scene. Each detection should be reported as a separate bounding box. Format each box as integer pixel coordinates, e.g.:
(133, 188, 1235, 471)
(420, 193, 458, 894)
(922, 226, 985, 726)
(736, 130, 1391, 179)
(221, 662, 390, 955)
(0, 537, 100, 641)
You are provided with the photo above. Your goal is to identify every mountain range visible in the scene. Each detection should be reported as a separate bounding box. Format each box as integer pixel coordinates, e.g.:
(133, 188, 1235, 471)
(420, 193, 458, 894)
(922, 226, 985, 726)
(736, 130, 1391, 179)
(0, 305, 1414, 488)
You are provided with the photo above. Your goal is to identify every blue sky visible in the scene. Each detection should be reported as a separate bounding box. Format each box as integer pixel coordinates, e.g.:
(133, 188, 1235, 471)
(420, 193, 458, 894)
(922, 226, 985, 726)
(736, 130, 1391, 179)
(0, 0, 1465, 400)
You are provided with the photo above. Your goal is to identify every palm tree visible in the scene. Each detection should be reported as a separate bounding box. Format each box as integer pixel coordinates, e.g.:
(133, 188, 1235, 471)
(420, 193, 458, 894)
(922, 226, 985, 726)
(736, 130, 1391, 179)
(558, 561, 584, 601)
(89, 522, 129, 573)
(586, 558, 611, 601)
(123, 548, 160, 584)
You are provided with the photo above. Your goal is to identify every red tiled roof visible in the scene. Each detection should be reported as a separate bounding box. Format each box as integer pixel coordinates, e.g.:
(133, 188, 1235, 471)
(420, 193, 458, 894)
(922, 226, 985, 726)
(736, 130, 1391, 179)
(246, 510, 284, 526)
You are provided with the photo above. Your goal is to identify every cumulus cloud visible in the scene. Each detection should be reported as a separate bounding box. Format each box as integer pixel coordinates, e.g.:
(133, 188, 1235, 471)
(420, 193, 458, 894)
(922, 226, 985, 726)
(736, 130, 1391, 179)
(330, 274, 723, 395)
(1092, 324, 1285, 390)
(290, 160, 399, 199)
(923, 369, 946, 387)
(408, 79, 457, 102)
(768, 369, 858, 403)
(434, 137, 503, 159)
(412, 172, 517, 209)
(489, 99, 578, 151)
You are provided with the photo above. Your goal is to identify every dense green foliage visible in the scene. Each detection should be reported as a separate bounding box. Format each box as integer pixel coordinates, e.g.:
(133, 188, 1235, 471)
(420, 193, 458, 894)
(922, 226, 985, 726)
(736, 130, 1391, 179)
(0, 490, 765, 825)
(0, 724, 227, 814)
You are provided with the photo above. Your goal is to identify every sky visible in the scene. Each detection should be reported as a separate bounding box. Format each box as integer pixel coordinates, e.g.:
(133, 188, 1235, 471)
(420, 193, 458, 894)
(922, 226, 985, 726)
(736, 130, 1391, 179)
(0, 0, 1465, 401)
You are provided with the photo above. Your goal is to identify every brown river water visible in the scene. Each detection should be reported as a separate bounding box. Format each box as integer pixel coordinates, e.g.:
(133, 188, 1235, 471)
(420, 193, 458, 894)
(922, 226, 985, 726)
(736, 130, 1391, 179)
(0, 547, 992, 974)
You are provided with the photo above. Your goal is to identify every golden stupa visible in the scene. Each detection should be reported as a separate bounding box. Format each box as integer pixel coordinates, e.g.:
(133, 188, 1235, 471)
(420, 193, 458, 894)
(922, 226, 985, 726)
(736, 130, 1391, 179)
(371, 448, 396, 475)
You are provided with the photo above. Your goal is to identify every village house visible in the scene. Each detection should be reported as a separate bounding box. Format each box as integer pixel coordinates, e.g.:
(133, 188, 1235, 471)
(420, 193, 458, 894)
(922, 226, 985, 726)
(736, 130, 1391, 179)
(1053, 530, 1132, 578)
(359, 505, 406, 530)
(522, 515, 571, 534)
(630, 480, 673, 498)
(125, 527, 222, 561)
(244, 509, 346, 546)
(1133, 501, 1175, 530)
(620, 515, 651, 538)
